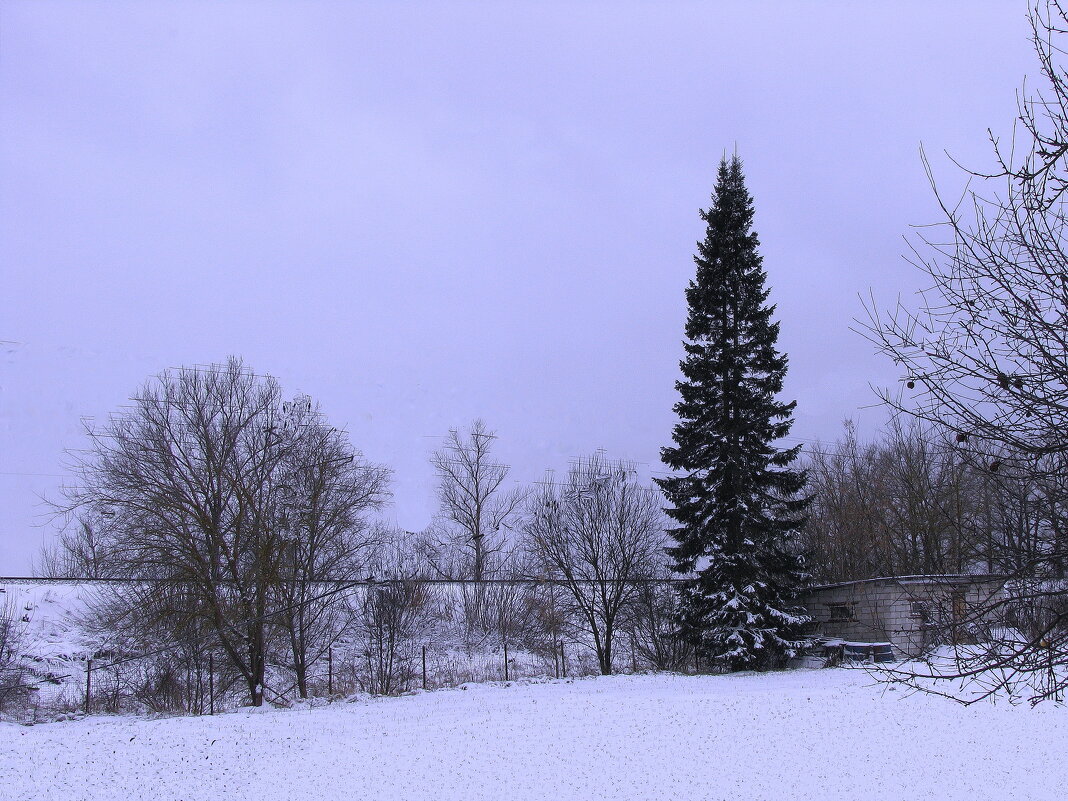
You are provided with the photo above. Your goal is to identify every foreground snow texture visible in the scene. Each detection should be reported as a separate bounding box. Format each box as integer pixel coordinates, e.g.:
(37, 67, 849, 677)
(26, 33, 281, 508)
(3, 671, 1063, 801)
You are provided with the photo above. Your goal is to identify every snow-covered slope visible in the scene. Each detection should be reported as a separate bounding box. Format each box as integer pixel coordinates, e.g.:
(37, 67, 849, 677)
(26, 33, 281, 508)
(1, 580, 106, 709)
(3, 669, 1064, 801)
(1, 581, 99, 660)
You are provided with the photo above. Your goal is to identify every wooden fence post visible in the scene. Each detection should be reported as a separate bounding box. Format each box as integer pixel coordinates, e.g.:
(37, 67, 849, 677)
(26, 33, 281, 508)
(84, 659, 92, 715)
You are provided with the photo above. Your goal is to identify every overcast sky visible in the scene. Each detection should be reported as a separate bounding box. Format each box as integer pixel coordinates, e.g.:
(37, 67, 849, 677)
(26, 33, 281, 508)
(0, 2, 1038, 573)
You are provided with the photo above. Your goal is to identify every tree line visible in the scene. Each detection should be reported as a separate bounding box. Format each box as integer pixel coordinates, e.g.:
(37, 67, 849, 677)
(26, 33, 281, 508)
(802, 418, 1068, 584)
(30, 365, 677, 711)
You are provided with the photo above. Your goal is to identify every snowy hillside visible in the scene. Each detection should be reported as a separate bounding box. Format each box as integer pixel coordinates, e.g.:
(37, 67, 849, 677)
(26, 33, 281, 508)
(1, 581, 99, 659)
(1, 581, 106, 708)
(3, 669, 1065, 801)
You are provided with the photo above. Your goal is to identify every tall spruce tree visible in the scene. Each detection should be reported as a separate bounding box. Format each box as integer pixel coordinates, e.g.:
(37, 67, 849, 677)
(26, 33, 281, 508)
(656, 156, 810, 671)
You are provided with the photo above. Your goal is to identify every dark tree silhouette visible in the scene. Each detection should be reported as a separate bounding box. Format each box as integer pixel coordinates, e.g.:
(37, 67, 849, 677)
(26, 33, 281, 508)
(658, 156, 810, 671)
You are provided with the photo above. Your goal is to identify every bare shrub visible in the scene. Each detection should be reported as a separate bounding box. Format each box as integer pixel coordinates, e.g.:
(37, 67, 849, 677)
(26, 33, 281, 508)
(357, 535, 438, 695)
(523, 455, 667, 675)
(0, 595, 33, 715)
(625, 580, 691, 671)
(359, 581, 435, 695)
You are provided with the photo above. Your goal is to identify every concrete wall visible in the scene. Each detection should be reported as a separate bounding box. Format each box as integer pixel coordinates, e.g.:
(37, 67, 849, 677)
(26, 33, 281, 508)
(802, 576, 1005, 657)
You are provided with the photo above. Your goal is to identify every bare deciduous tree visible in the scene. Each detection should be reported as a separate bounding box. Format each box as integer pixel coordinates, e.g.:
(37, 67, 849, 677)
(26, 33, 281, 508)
(36, 514, 116, 579)
(862, 1, 1068, 701)
(803, 420, 993, 582)
(56, 359, 285, 706)
(273, 395, 390, 698)
(522, 454, 666, 675)
(624, 572, 691, 672)
(428, 420, 525, 582)
(52, 358, 389, 707)
(865, 4, 1068, 505)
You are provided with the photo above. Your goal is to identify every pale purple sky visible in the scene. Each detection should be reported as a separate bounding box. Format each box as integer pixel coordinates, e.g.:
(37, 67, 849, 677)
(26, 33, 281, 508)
(0, 2, 1036, 573)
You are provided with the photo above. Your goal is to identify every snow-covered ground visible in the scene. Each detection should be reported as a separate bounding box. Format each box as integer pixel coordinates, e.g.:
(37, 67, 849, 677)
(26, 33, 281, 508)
(3, 668, 1064, 801)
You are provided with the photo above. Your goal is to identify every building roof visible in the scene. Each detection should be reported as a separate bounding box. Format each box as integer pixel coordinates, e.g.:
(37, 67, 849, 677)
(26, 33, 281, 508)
(806, 574, 1007, 593)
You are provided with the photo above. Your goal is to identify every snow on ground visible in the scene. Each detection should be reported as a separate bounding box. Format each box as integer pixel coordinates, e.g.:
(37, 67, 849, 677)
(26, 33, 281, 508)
(2, 668, 1064, 801)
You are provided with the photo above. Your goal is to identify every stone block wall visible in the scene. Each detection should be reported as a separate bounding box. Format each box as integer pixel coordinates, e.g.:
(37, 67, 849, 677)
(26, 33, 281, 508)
(802, 576, 1006, 657)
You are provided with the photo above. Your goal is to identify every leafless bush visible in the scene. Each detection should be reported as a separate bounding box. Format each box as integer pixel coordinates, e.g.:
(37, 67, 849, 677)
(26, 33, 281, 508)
(0, 595, 33, 715)
(624, 580, 691, 671)
(356, 535, 438, 695)
(358, 581, 435, 695)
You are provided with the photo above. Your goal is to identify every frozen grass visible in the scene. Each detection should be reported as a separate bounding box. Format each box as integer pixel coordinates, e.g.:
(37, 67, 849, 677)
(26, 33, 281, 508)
(3, 668, 1066, 801)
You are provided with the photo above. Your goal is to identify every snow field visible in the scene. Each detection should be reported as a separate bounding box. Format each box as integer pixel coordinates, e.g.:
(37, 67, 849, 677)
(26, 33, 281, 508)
(2, 668, 1064, 801)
